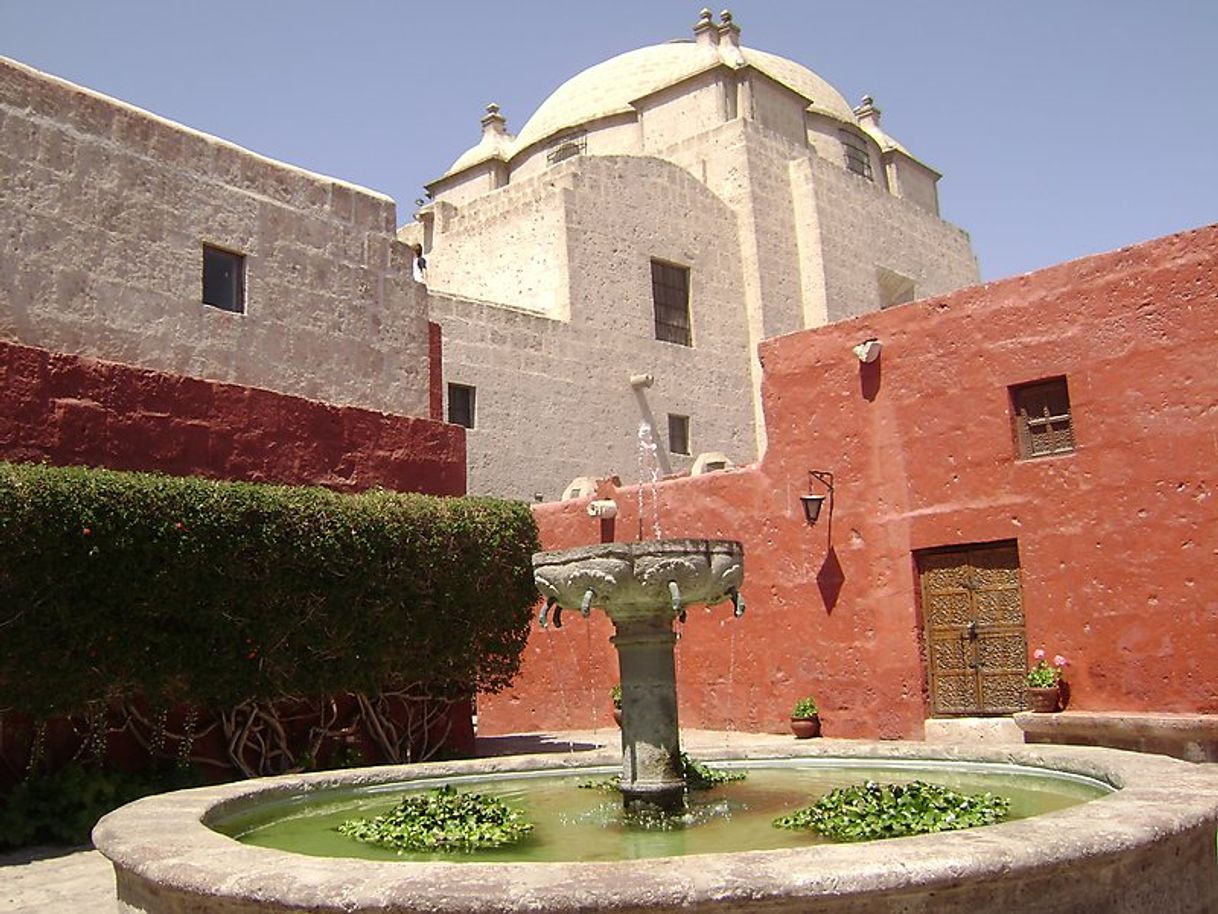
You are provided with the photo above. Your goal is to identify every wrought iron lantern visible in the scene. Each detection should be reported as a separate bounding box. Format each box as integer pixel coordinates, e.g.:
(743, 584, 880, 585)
(801, 470, 835, 526)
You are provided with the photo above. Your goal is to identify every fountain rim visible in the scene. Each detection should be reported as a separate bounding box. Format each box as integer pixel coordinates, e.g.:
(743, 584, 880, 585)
(531, 538, 744, 567)
(93, 740, 1218, 912)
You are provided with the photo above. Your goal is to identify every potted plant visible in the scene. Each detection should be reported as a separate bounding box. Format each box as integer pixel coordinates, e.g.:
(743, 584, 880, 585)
(610, 684, 622, 727)
(790, 696, 821, 738)
(1026, 648, 1068, 712)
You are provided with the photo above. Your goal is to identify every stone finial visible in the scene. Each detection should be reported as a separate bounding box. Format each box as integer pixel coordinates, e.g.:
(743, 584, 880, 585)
(693, 7, 719, 46)
(853, 94, 881, 125)
(480, 102, 508, 138)
(717, 9, 741, 52)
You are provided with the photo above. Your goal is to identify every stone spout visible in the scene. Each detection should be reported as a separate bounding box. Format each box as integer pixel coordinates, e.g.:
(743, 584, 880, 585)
(532, 540, 744, 624)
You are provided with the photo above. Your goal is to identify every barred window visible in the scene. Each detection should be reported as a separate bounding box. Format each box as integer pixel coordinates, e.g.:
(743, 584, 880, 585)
(839, 130, 873, 181)
(447, 383, 476, 429)
(651, 260, 691, 346)
(1011, 378, 1074, 459)
(547, 132, 586, 165)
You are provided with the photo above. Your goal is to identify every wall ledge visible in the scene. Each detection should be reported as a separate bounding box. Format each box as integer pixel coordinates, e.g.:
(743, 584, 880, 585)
(1015, 711, 1218, 763)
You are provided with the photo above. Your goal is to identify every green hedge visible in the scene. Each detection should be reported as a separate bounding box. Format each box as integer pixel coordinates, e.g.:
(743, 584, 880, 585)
(0, 462, 540, 717)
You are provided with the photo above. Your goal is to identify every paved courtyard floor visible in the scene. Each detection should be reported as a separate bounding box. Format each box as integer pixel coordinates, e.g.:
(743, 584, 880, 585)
(1, 843, 114, 914)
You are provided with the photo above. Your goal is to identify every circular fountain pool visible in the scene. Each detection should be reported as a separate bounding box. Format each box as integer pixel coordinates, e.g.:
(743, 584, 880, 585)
(212, 759, 1109, 863)
(94, 739, 1218, 913)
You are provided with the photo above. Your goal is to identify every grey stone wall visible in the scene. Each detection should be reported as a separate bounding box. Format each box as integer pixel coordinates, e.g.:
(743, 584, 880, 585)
(0, 57, 430, 418)
(415, 168, 572, 319)
(429, 155, 753, 500)
(795, 151, 979, 321)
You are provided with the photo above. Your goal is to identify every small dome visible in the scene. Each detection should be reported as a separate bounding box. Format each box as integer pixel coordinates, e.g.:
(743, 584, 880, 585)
(440, 39, 856, 178)
(445, 128, 511, 174)
(442, 102, 513, 176)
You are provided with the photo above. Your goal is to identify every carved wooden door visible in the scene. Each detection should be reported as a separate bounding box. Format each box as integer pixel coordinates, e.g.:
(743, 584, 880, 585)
(918, 543, 1027, 716)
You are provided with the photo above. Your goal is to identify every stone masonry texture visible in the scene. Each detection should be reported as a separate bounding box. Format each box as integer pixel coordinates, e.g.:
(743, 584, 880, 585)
(0, 56, 431, 419)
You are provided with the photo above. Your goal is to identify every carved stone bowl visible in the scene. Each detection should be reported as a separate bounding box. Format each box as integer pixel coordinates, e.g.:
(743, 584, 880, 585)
(532, 539, 744, 623)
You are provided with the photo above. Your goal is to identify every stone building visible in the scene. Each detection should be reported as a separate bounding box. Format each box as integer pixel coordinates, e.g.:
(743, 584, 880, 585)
(0, 55, 431, 422)
(1, 10, 978, 503)
(402, 10, 979, 500)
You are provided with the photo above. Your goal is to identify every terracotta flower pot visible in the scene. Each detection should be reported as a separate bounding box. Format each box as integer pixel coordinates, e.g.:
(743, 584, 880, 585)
(612, 707, 622, 727)
(790, 716, 821, 739)
(1026, 686, 1061, 713)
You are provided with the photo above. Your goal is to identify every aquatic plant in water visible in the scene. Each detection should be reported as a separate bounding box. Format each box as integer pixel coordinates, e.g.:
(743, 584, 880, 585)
(337, 785, 533, 852)
(774, 780, 1010, 842)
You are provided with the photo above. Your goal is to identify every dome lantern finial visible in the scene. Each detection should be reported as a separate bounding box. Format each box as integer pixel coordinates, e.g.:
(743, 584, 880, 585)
(718, 10, 741, 48)
(717, 9, 742, 63)
(693, 8, 719, 46)
(481, 102, 508, 139)
(853, 94, 881, 126)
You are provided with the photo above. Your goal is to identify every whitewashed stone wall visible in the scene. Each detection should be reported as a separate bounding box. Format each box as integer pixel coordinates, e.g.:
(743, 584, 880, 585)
(792, 152, 978, 321)
(413, 171, 572, 320)
(0, 57, 430, 418)
(428, 156, 753, 501)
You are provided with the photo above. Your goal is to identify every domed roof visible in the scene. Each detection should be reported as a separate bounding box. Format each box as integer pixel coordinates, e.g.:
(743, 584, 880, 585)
(440, 33, 857, 179)
(446, 103, 514, 175)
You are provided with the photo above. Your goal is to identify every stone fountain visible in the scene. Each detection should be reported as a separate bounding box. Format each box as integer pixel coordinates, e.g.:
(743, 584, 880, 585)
(532, 538, 744, 811)
(92, 526, 1218, 911)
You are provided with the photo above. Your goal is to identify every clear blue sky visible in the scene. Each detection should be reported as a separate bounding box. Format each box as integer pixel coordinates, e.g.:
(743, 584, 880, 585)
(3, 1, 1215, 281)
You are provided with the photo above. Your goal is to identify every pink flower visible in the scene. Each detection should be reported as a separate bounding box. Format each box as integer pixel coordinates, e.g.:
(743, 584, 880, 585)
(1053, 654, 1068, 668)
(82, 527, 92, 536)
(1032, 648, 1045, 661)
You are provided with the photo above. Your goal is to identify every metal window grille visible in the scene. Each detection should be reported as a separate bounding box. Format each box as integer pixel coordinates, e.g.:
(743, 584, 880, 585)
(651, 260, 691, 346)
(447, 383, 476, 429)
(668, 414, 690, 455)
(839, 130, 873, 181)
(1011, 378, 1074, 458)
(202, 244, 245, 313)
(546, 132, 587, 165)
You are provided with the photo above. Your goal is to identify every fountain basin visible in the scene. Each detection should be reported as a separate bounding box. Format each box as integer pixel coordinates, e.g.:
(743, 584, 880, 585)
(93, 739, 1218, 913)
(532, 539, 743, 621)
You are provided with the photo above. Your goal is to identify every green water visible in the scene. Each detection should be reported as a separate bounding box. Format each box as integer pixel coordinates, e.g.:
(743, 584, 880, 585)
(211, 760, 1110, 863)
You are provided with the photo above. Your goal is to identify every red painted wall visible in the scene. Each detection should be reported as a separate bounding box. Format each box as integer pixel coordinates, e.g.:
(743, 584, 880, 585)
(479, 225, 1218, 740)
(0, 338, 465, 495)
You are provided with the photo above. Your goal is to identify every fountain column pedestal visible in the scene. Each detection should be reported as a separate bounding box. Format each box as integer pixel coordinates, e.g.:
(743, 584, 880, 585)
(611, 616, 683, 812)
(531, 539, 745, 812)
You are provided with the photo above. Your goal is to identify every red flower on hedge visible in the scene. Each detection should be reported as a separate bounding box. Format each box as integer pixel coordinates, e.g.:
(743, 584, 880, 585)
(82, 526, 92, 536)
